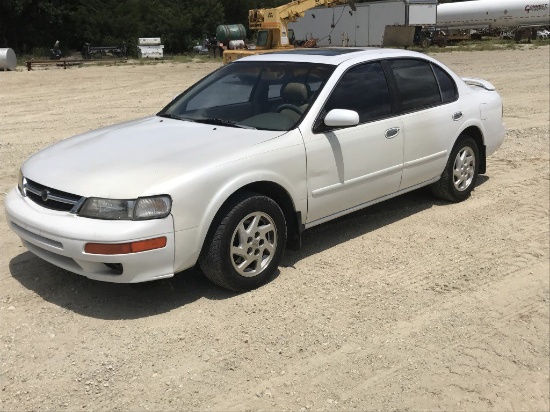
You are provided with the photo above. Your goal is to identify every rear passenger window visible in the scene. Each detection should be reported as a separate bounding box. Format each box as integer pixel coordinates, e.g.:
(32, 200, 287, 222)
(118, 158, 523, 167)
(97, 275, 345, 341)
(323, 62, 392, 124)
(388, 59, 441, 111)
(432, 64, 458, 103)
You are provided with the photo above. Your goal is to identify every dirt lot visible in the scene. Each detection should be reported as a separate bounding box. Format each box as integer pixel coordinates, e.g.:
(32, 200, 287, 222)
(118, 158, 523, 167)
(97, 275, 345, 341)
(1, 47, 549, 411)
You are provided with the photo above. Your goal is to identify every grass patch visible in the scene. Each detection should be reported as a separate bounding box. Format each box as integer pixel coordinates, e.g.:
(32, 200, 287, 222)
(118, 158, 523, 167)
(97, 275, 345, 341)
(13, 51, 220, 68)
(13, 38, 547, 68)
(419, 39, 518, 53)
(125, 54, 220, 66)
(168, 54, 220, 63)
(418, 37, 550, 53)
(532, 38, 550, 47)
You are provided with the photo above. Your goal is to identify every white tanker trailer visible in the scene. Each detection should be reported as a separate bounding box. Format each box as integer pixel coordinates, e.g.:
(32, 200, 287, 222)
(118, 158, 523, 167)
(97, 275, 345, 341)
(437, 0, 549, 35)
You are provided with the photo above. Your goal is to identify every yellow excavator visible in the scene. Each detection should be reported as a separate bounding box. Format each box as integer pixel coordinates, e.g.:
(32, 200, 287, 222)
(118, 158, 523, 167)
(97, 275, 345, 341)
(222, 0, 356, 64)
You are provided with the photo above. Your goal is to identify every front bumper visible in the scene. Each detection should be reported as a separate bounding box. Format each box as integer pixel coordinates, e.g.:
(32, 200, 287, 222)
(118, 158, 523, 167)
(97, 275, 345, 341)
(5, 188, 176, 283)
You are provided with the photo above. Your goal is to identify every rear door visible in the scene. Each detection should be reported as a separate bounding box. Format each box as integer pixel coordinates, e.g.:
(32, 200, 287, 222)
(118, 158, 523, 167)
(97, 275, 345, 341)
(386, 58, 461, 190)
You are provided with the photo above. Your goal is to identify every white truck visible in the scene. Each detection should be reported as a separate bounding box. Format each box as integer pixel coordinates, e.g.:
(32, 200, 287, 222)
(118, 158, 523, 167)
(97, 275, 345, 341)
(288, 0, 437, 47)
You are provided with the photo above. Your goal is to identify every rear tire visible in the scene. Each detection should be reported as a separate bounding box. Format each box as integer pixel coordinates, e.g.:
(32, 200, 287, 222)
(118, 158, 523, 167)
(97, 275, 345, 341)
(431, 136, 480, 202)
(199, 193, 287, 291)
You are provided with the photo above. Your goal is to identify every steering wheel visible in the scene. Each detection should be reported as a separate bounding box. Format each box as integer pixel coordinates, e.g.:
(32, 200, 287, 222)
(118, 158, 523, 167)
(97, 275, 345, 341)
(276, 104, 304, 116)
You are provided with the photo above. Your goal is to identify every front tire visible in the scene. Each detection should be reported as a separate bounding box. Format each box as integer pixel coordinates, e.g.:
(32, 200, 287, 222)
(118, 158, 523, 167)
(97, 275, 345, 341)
(431, 136, 480, 202)
(199, 193, 287, 291)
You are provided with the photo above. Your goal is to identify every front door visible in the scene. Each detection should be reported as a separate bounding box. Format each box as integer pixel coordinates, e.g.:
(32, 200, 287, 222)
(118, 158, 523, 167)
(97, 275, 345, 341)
(301, 61, 404, 224)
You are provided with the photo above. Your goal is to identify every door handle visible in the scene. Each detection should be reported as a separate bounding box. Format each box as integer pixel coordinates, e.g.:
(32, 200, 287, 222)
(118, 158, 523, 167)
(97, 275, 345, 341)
(452, 111, 463, 121)
(385, 127, 400, 139)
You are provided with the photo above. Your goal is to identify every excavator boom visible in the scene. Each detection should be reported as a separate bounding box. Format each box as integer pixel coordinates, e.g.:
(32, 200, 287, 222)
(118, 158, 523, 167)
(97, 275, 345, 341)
(250, 0, 355, 28)
(249, 0, 355, 47)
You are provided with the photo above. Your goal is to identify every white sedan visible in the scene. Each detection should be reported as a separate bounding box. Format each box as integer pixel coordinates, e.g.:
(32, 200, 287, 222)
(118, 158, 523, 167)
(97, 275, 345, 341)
(5, 48, 505, 291)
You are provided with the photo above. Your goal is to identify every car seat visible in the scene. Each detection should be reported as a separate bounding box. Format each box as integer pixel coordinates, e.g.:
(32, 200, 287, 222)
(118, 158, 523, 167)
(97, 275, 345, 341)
(278, 82, 310, 122)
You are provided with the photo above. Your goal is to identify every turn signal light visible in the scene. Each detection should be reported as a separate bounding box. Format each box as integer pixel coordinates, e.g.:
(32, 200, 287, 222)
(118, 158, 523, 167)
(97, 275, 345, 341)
(85, 237, 167, 255)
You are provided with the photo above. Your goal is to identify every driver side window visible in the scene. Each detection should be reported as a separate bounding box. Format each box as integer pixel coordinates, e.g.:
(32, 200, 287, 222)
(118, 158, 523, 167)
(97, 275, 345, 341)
(323, 61, 392, 126)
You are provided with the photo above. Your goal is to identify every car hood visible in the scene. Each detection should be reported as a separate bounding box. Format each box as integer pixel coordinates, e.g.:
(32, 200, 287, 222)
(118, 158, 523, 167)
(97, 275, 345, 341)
(23, 116, 285, 198)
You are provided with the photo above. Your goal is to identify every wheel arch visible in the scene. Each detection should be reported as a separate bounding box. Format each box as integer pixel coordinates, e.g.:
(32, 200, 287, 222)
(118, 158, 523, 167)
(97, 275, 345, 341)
(457, 125, 486, 174)
(240, 181, 303, 250)
(200, 181, 303, 259)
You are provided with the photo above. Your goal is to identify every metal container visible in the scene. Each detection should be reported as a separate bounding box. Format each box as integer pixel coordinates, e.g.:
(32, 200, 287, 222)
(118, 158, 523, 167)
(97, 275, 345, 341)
(138, 45, 164, 59)
(216, 24, 246, 43)
(228, 40, 245, 50)
(0, 48, 17, 71)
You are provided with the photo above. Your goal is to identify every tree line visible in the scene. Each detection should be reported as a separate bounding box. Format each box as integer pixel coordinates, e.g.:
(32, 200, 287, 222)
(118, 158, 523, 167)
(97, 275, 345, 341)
(0, 0, 278, 55)
(0, 0, 468, 56)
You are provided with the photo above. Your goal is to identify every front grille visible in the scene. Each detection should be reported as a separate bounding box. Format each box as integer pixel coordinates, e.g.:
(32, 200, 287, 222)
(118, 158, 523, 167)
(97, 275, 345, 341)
(24, 179, 84, 212)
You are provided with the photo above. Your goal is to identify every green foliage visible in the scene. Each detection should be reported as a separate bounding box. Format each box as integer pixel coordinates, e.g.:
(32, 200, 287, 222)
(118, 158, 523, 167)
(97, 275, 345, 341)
(0, 0, 225, 54)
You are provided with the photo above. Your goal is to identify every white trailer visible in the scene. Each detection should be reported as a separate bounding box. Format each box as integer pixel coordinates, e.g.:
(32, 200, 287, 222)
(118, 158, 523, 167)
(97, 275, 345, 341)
(288, 0, 437, 47)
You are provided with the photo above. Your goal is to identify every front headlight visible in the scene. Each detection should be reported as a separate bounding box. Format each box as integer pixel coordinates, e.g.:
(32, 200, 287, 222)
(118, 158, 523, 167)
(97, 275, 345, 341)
(78, 195, 171, 220)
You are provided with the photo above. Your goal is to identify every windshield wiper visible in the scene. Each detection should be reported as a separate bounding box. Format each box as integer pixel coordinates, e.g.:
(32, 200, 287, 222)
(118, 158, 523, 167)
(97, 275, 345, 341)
(158, 113, 184, 120)
(192, 118, 256, 129)
(158, 114, 207, 123)
(158, 114, 255, 129)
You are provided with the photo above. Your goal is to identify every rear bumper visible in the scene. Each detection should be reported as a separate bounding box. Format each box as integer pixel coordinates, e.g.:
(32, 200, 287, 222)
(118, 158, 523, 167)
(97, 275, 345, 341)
(5, 188, 176, 283)
(487, 121, 506, 157)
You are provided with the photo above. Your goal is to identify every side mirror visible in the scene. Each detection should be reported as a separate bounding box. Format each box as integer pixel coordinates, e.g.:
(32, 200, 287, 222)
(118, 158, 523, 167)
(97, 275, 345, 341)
(324, 109, 359, 128)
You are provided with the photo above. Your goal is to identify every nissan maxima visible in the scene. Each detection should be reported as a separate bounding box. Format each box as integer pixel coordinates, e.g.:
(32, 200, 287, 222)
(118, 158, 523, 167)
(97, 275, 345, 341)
(5, 48, 505, 291)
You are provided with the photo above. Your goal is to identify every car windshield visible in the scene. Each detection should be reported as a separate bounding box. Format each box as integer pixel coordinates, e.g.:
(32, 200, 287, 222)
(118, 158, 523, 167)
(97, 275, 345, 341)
(158, 61, 335, 131)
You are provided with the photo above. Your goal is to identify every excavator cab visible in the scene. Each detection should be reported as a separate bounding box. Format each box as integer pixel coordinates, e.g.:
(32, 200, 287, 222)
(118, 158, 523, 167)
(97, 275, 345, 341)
(256, 29, 296, 49)
(255, 30, 271, 49)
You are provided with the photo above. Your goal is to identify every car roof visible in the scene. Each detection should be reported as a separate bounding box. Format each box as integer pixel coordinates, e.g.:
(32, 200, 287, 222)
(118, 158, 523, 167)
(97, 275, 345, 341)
(234, 47, 429, 66)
